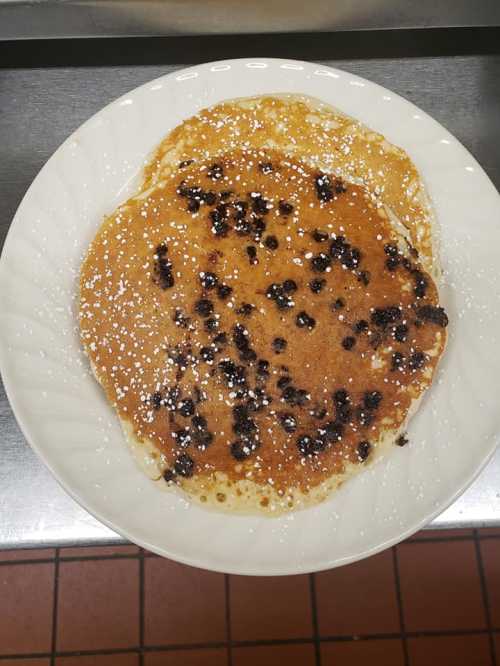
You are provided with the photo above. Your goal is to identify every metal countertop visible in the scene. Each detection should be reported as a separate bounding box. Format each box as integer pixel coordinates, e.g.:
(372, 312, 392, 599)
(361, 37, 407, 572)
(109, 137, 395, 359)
(1, 42, 499, 549)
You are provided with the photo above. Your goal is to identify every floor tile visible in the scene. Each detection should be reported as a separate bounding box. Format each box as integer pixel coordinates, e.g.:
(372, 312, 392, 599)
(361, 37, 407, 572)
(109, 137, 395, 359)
(233, 643, 316, 666)
(144, 558, 226, 645)
(316, 550, 400, 636)
(479, 528, 500, 538)
(0, 562, 54, 654)
(56, 656, 139, 666)
(57, 558, 139, 651)
(230, 575, 312, 641)
(480, 539, 500, 626)
(410, 529, 474, 541)
(321, 639, 405, 666)
(60, 545, 139, 558)
(145, 649, 228, 665)
(407, 634, 492, 666)
(0, 548, 55, 561)
(398, 540, 486, 631)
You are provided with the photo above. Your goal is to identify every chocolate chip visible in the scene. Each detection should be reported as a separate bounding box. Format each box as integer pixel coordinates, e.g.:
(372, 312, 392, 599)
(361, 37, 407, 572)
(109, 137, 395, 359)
(356, 406, 374, 427)
(384, 243, 398, 256)
(251, 195, 269, 215)
(187, 198, 200, 213)
(394, 324, 409, 342)
(213, 332, 228, 347)
(415, 305, 449, 328)
(396, 434, 409, 447)
(314, 173, 334, 202)
(391, 352, 405, 371)
(174, 452, 195, 477)
(341, 247, 361, 270)
(363, 390, 382, 410)
(332, 298, 345, 310)
(204, 317, 219, 332)
(200, 346, 215, 362)
(355, 319, 369, 333)
(246, 245, 258, 264)
(219, 360, 247, 386)
(357, 441, 371, 462)
(207, 163, 224, 180)
(413, 270, 428, 298)
(236, 303, 254, 316)
(151, 391, 162, 410)
(296, 311, 316, 329)
(265, 235, 279, 250)
(309, 279, 326, 293)
(230, 438, 258, 460)
(203, 191, 217, 206)
(311, 253, 332, 272)
(217, 284, 233, 300)
(329, 235, 347, 259)
(278, 412, 297, 433)
(342, 336, 356, 350)
(199, 271, 218, 289)
(233, 324, 250, 351)
(283, 279, 298, 293)
(278, 200, 294, 215)
(233, 418, 257, 436)
(371, 306, 402, 328)
(272, 337, 287, 353)
(259, 162, 274, 174)
(297, 435, 325, 456)
(357, 270, 371, 286)
(163, 468, 176, 482)
(252, 217, 266, 239)
(164, 387, 181, 411)
(173, 428, 191, 448)
(173, 309, 190, 329)
(178, 398, 195, 417)
(240, 348, 257, 362)
(178, 159, 194, 169)
(322, 421, 343, 442)
(333, 389, 350, 406)
(313, 229, 329, 243)
(409, 351, 426, 370)
(277, 375, 291, 389)
(386, 256, 400, 271)
(233, 200, 248, 220)
(336, 403, 352, 424)
(194, 299, 214, 317)
(257, 359, 270, 375)
(193, 430, 214, 450)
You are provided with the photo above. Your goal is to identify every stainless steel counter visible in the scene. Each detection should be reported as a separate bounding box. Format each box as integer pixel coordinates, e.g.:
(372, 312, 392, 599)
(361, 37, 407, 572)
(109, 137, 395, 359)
(1, 46, 499, 549)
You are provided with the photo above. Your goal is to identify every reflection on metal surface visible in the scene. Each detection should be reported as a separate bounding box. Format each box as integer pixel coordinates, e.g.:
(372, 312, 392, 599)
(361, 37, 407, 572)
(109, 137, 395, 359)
(1, 0, 500, 41)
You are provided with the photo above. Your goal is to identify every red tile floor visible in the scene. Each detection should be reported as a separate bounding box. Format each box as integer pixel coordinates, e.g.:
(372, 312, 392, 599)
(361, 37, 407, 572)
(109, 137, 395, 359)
(0, 528, 498, 665)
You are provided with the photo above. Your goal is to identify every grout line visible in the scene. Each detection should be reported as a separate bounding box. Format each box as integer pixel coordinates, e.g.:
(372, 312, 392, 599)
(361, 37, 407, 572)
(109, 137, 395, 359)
(50, 547, 60, 666)
(473, 529, 497, 666)
(139, 549, 145, 666)
(0, 630, 498, 660)
(392, 546, 410, 666)
(225, 574, 233, 666)
(0, 553, 140, 567)
(309, 574, 322, 666)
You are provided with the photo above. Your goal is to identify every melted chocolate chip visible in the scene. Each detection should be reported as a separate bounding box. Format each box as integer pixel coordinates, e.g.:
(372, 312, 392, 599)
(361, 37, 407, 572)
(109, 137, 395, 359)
(265, 235, 279, 250)
(213, 332, 228, 347)
(194, 299, 214, 317)
(336, 403, 352, 424)
(277, 375, 291, 389)
(358, 270, 371, 286)
(163, 468, 176, 483)
(200, 346, 215, 362)
(342, 336, 356, 350)
(363, 390, 382, 410)
(178, 159, 194, 169)
(322, 421, 343, 442)
(252, 217, 266, 240)
(394, 324, 409, 342)
(409, 351, 426, 370)
(257, 359, 270, 376)
(174, 452, 195, 477)
(309, 278, 326, 294)
(314, 173, 334, 202)
(413, 270, 429, 298)
(386, 256, 400, 271)
(219, 360, 246, 386)
(278, 412, 297, 433)
(311, 253, 332, 273)
(296, 311, 316, 329)
(187, 198, 200, 213)
(173, 428, 191, 448)
(357, 441, 371, 462)
(217, 284, 233, 300)
(240, 348, 257, 362)
(329, 235, 347, 259)
(297, 435, 324, 456)
(278, 200, 294, 215)
(283, 279, 298, 293)
(355, 319, 369, 333)
(173, 309, 190, 329)
(204, 317, 219, 332)
(391, 352, 405, 371)
(272, 337, 287, 353)
(233, 200, 248, 220)
(341, 247, 361, 270)
(199, 271, 218, 290)
(236, 303, 254, 316)
(333, 389, 350, 405)
(384, 243, 398, 256)
(251, 195, 269, 215)
(207, 163, 224, 180)
(177, 398, 195, 418)
(164, 387, 181, 411)
(332, 298, 345, 310)
(246, 245, 258, 265)
(356, 407, 374, 428)
(233, 418, 257, 436)
(313, 229, 329, 243)
(371, 306, 402, 328)
(415, 305, 449, 328)
(151, 391, 162, 410)
(203, 191, 217, 206)
(230, 438, 258, 460)
(396, 434, 409, 447)
(259, 162, 274, 174)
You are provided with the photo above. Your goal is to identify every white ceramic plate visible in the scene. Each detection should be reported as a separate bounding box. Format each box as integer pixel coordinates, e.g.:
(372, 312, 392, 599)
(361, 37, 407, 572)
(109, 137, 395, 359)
(1, 58, 499, 575)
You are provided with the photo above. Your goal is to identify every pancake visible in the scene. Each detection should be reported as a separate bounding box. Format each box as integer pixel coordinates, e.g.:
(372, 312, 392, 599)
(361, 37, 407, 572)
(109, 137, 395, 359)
(79, 94, 448, 514)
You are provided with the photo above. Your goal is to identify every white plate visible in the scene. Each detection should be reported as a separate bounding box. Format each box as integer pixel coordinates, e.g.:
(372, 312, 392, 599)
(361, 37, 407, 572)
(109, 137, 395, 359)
(1, 58, 499, 575)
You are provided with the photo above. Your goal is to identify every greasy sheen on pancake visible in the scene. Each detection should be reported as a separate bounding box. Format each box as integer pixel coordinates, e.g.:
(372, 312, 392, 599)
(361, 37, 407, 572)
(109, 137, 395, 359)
(79, 95, 448, 513)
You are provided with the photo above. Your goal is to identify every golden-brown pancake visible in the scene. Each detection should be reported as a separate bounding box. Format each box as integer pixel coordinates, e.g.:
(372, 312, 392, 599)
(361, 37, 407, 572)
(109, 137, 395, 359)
(79, 95, 448, 513)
